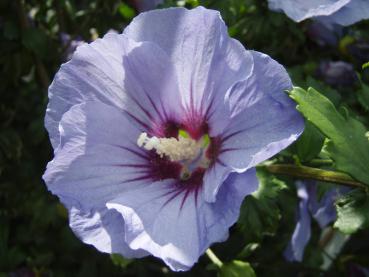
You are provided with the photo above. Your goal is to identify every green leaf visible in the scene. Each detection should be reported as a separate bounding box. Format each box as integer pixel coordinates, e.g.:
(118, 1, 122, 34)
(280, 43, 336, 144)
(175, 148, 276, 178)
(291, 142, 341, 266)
(185, 0, 200, 7)
(219, 260, 256, 277)
(305, 77, 341, 106)
(21, 29, 49, 59)
(253, 169, 287, 199)
(289, 87, 369, 186)
(238, 169, 287, 240)
(358, 81, 369, 111)
(362, 61, 369, 70)
(237, 243, 259, 259)
(118, 3, 135, 20)
(334, 189, 369, 234)
(294, 121, 324, 162)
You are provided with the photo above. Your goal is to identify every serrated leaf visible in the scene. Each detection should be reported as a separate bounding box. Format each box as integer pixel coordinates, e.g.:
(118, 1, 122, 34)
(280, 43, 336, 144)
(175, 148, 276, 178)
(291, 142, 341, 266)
(290, 87, 369, 186)
(219, 260, 256, 277)
(238, 169, 286, 240)
(305, 77, 341, 106)
(334, 189, 369, 234)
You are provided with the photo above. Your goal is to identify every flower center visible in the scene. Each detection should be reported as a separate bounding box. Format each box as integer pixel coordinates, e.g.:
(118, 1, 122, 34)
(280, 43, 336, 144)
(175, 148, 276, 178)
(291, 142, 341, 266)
(137, 131, 211, 180)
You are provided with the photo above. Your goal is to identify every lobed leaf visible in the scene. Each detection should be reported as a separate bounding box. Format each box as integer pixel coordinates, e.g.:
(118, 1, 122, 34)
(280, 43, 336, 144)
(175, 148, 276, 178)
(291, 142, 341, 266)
(289, 87, 369, 186)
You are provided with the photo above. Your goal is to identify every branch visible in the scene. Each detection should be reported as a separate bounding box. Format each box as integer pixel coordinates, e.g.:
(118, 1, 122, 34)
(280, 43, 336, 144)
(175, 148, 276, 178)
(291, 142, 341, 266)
(205, 248, 223, 268)
(265, 164, 367, 190)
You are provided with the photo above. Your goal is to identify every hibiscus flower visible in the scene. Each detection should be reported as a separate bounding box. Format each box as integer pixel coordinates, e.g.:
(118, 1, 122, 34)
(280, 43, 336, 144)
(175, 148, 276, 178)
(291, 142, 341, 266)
(43, 7, 304, 271)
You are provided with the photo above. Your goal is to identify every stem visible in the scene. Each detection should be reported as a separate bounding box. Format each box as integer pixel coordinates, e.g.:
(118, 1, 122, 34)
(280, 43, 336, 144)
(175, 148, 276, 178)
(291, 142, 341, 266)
(205, 248, 223, 268)
(319, 227, 335, 249)
(308, 159, 334, 166)
(265, 164, 366, 189)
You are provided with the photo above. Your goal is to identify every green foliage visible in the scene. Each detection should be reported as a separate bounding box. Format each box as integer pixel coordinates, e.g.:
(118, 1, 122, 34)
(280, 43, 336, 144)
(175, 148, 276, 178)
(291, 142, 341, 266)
(294, 121, 325, 162)
(219, 260, 256, 277)
(238, 169, 287, 241)
(118, 3, 135, 20)
(0, 130, 22, 166)
(290, 87, 369, 186)
(1, 0, 369, 276)
(21, 29, 50, 59)
(334, 189, 369, 234)
(358, 80, 369, 111)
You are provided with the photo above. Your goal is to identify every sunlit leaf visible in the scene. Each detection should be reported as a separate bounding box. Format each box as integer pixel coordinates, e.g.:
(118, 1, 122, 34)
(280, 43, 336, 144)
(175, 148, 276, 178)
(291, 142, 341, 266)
(289, 87, 369, 186)
(334, 189, 369, 234)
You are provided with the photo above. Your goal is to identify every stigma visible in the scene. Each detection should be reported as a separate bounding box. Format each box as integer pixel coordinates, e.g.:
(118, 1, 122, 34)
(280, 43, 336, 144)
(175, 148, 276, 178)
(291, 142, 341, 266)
(137, 132, 202, 162)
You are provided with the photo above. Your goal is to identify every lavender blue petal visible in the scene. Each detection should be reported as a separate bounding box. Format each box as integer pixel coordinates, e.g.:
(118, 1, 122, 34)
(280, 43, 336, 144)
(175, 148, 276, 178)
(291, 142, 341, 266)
(43, 101, 151, 210)
(202, 162, 231, 202)
(124, 7, 254, 136)
(310, 185, 350, 228)
(285, 181, 350, 262)
(316, 0, 369, 26)
(43, 101, 156, 259)
(317, 61, 357, 87)
(219, 51, 304, 172)
(284, 182, 312, 262)
(268, 0, 369, 26)
(268, 0, 350, 22)
(306, 21, 343, 47)
(310, 188, 337, 228)
(106, 169, 259, 271)
(46, 33, 181, 148)
(60, 33, 85, 61)
(68, 204, 148, 258)
(348, 41, 369, 65)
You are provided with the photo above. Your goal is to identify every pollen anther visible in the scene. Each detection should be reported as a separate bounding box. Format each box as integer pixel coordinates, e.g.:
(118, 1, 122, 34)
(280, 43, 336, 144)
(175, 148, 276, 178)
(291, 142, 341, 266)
(137, 132, 202, 162)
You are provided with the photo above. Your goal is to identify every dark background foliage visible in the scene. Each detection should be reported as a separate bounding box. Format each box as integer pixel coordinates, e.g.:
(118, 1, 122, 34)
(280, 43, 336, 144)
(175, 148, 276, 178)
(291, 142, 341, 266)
(1, 0, 369, 276)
